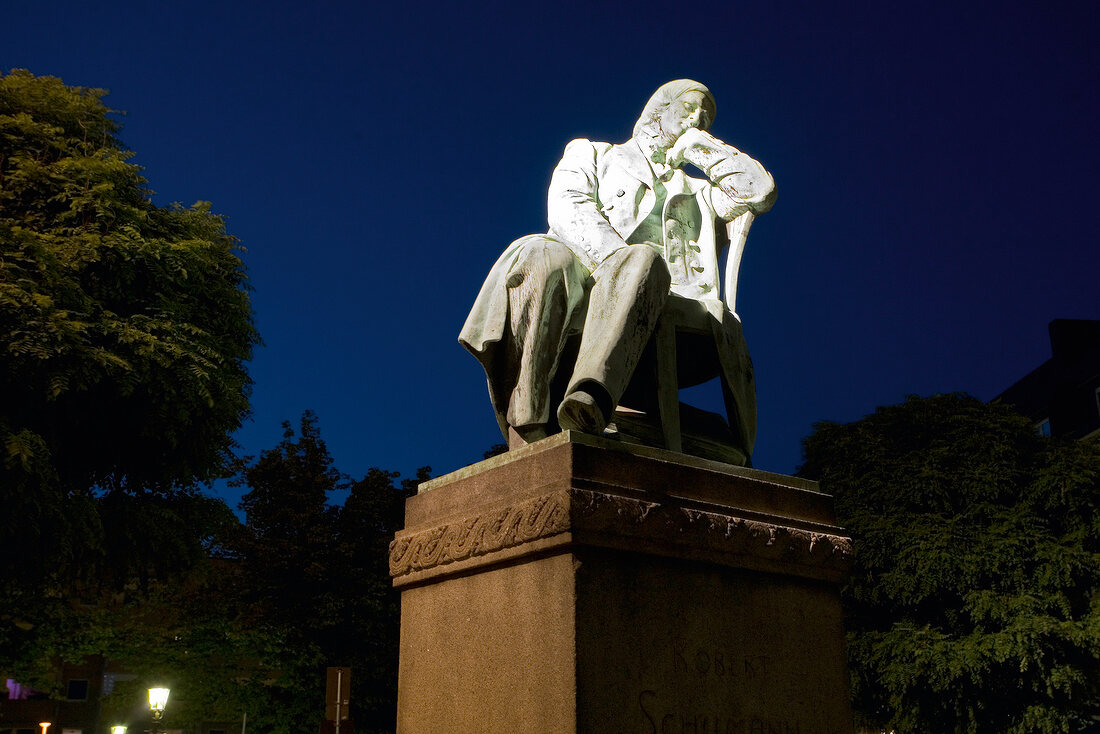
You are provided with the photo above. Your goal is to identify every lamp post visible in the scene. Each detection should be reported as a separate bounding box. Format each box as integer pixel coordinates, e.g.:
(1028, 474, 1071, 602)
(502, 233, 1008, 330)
(38, 722, 50, 734)
(111, 725, 127, 734)
(147, 687, 169, 734)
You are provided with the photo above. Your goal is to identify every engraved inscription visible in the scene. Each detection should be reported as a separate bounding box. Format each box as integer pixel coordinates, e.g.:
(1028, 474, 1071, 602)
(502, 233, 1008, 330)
(639, 690, 809, 734)
(671, 640, 770, 680)
(628, 638, 845, 734)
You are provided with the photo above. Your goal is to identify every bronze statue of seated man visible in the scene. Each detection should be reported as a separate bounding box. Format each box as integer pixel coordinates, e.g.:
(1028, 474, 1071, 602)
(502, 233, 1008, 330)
(460, 80, 776, 465)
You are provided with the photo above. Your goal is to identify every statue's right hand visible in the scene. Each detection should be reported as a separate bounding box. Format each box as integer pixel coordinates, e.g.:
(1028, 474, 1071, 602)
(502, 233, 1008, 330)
(666, 127, 711, 168)
(668, 128, 732, 179)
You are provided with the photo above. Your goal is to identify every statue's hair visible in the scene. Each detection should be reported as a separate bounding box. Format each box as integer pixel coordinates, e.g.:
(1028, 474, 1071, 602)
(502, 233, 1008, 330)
(632, 79, 716, 139)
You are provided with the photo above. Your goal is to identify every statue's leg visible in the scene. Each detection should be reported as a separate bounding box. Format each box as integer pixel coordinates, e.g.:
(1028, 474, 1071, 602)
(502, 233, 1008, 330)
(505, 238, 589, 437)
(559, 245, 671, 433)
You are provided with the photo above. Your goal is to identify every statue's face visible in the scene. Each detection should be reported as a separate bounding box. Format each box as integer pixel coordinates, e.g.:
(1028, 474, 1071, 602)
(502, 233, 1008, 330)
(659, 91, 710, 142)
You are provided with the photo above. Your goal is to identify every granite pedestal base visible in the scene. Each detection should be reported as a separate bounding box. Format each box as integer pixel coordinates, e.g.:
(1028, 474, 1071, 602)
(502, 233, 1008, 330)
(390, 432, 855, 734)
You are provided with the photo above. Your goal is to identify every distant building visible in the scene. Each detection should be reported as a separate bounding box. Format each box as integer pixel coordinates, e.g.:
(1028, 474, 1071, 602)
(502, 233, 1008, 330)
(1, 661, 230, 734)
(994, 319, 1100, 440)
(0, 658, 123, 734)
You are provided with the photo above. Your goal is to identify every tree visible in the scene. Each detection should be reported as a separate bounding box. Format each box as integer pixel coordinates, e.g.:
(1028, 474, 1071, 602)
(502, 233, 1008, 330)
(334, 466, 424, 732)
(800, 394, 1100, 733)
(2, 405, 424, 733)
(233, 412, 427, 734)
(4, 556, 291, 734)
(224, 412, 345, 733)
(0, 69, 259, 607)
(237, 412, 345, 627)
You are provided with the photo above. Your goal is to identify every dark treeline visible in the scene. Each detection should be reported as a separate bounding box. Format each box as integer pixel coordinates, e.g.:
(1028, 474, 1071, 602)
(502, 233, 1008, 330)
(801, 394, 1100, 734)
(2, 410, 425, 734)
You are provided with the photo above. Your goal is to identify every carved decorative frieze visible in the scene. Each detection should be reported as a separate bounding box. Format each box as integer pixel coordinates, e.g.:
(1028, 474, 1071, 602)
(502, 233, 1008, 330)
(568, 489, 853, 571)
(389, 491, 571, 577)
(390, 488, 852, 580)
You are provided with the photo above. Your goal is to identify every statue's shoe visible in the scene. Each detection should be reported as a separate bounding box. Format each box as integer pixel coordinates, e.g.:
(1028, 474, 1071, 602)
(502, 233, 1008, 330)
(557, 391, 608, 434)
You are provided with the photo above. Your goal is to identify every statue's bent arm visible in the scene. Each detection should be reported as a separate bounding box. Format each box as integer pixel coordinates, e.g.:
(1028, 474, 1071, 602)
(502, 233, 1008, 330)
(547, 139, 630, 263)
(670, 128, 777, 222)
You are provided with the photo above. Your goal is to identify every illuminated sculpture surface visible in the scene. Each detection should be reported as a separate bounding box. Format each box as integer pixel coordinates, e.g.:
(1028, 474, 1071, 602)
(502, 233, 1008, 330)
(460, 80, 775, 464)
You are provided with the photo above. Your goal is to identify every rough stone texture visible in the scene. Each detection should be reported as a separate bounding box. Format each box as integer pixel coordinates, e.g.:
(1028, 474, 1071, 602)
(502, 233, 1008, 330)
(392, 432, 855, 734)
(576, 552, 852, 734)
(396, 555, 578, 732)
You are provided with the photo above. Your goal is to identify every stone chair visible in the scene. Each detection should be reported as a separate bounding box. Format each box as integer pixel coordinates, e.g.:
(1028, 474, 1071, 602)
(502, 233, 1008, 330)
(613, 211, 756, 464)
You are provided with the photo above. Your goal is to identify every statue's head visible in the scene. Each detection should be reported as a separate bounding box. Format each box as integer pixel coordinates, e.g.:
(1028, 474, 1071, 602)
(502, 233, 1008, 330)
(633, 80, 716, 149)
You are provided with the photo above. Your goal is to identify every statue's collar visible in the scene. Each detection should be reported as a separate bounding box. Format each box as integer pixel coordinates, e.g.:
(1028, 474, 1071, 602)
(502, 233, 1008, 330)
(612, 139, 706, 196)
(608, 139, 668, 186)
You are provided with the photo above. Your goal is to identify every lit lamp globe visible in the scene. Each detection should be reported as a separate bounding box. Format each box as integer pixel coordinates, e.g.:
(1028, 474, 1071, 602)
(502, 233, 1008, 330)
(111, 726, 127, 734)
(148, 687, 170, 722)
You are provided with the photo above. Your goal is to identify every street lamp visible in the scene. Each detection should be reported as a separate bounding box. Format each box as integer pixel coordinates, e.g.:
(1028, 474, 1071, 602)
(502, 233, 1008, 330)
(111, 726, 127, 734)
(148, 687, 169, 733)
(38, 722, 50, 734)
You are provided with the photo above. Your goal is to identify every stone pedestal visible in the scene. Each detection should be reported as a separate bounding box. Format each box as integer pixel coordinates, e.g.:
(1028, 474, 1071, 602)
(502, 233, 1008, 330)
(389, 432, 855, 734)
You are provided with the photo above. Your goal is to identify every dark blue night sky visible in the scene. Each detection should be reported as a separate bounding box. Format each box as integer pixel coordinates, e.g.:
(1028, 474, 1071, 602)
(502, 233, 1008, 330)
(5, 0, 1098, 504)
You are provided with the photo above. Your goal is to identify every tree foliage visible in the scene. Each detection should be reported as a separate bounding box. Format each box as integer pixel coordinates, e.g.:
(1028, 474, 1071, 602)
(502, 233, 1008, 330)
(800, 394, 1100, 733)
(229, 412, 424, 733)
(0, 69, 259, 607)
(333, 466, 426, 730)
(0, 69, 419, 732)
(2, 412, 425, 734)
